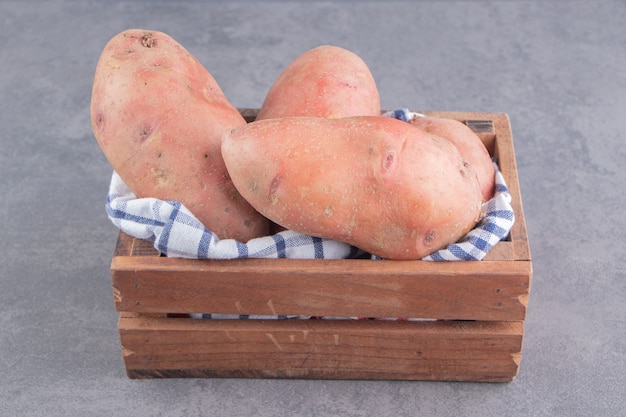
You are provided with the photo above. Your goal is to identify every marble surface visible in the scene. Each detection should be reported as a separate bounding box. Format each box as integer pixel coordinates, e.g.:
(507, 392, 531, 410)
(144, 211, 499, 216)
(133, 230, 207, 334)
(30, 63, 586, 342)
(1, 1, 624, 416)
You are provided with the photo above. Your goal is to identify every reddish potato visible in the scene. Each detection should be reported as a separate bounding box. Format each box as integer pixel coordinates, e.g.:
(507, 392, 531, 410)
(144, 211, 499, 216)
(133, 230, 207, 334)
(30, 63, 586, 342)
(409, 115, 495, 201)
(256, 45, 380, 120)
(221, 116, 483, 259)
(90, 29, 269, 241)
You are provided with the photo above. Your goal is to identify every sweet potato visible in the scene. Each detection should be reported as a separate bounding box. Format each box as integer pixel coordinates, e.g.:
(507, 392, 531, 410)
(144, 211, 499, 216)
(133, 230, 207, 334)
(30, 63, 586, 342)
(256, 45, 380, 120)
(221, 116, 483, 259)
(409, 115, 495, 201)
(90, 29, 269, 241)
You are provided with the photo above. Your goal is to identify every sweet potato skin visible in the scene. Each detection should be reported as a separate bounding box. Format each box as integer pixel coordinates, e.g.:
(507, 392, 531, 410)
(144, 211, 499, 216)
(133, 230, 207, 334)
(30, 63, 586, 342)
(256, 45, 380, 120)
(221, 116, 483, 259)
(90, 29, 269, 241)
(409, 115, 495, 201)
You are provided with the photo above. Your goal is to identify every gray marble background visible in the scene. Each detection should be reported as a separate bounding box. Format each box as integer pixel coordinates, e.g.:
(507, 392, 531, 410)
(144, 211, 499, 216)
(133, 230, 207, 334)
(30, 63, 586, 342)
(1, 1, 624, 416)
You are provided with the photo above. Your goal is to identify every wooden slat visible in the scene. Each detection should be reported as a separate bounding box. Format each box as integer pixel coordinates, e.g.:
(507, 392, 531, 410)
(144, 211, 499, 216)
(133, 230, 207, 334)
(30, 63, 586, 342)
(490, 113, 531, 262)
(113, 231, 160, 257)
(113, 231, 134, 257)
(119, 316, 523, 382)
(111, 255, 531, 321)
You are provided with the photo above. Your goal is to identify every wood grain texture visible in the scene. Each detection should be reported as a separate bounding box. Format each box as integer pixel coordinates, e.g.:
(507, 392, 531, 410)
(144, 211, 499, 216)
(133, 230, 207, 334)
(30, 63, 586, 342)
(111, 255, 530, 320)
(119, 316, 523, 382)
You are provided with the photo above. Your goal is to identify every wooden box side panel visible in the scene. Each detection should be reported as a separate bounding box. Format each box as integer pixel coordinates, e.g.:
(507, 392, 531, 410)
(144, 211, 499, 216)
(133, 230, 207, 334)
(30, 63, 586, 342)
(491, 113, 531, 261)
(112, 255, 531, 321)
(119, 315, 523, 382)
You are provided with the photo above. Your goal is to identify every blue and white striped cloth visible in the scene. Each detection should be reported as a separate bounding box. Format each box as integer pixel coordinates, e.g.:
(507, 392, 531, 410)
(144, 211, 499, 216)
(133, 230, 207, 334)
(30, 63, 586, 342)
(106, 175, 361, 260)
(105, 110, 514, 261)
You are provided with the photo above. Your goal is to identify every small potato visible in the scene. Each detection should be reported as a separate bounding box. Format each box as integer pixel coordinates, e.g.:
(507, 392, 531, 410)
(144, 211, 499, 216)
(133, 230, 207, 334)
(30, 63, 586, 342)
(256, 45, 380, 120)
(221, 116, 483, 259)
(90, 29, 269, 241)
(409, 115, 495, 201)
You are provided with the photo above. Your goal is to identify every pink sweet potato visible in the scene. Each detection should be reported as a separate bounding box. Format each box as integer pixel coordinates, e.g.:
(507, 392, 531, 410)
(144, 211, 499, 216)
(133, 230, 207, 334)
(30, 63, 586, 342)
(90, 29, 269, 241)
(256, 45, 380, 120)
(221, 116, 483, 259)
(409, 115, 495, 201)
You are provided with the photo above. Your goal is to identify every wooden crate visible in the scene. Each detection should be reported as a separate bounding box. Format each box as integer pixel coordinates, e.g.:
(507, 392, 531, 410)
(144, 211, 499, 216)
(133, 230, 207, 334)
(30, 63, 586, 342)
(110, 111, 532, 382)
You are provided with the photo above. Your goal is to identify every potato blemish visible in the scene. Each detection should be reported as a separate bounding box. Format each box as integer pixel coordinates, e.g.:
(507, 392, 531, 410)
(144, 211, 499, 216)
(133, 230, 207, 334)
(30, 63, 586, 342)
(423, 229, 437, 247)
(382, 151, 395, 172)
(139, 125, 153, 142)
(141, 33, 156, 48)
(93, 112, 105, 133)
(150, 167, 168, 186)
(268, 175, 281, 204)
(459, 160, 470, 177)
